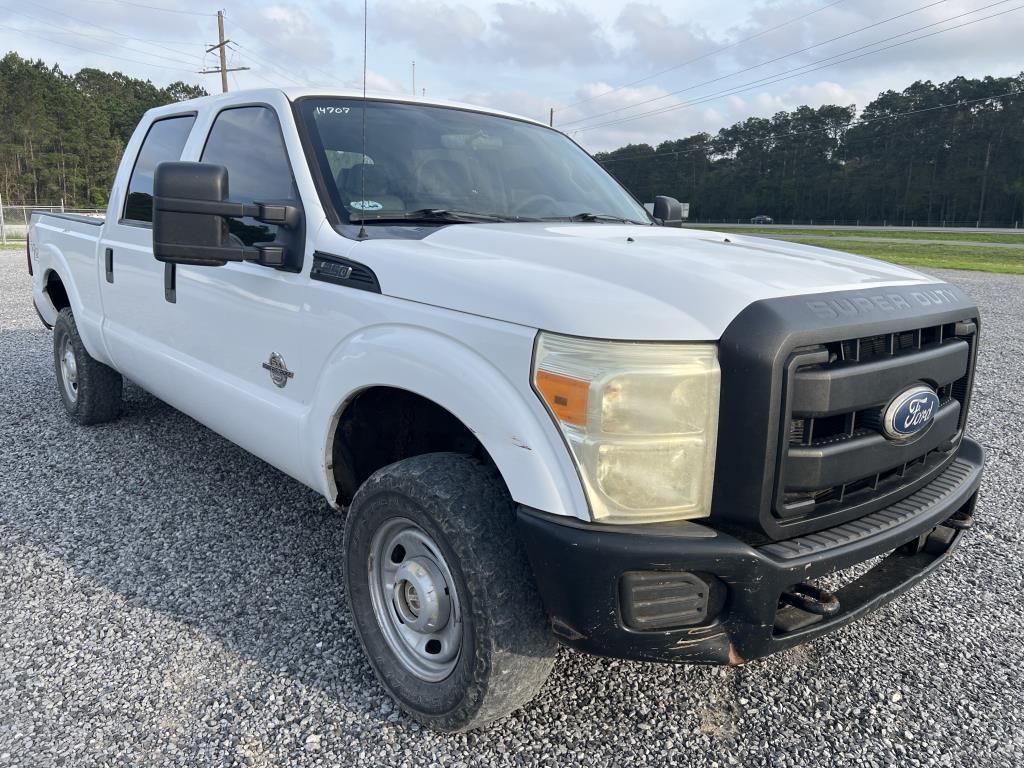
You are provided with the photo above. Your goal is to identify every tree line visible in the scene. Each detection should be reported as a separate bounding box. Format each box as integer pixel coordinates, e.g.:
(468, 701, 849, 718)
(595, 73, 1024, 227)
(2, 53, 1021, 225)
(0, 53, 205, 208)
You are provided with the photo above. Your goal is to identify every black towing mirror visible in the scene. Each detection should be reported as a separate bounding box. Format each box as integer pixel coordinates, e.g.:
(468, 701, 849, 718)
(652, 195, 684, 228)
(152, 161, 300, 268)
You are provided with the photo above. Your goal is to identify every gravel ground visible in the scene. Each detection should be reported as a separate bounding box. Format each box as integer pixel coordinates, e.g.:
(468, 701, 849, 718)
(2, 250, 1022, 767)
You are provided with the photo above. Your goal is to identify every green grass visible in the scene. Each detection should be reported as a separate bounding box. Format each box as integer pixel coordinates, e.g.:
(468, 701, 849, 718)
(6, 234, 1021, 274)
(781, 238, 1024, 275)
(687, 226, 1024, 244)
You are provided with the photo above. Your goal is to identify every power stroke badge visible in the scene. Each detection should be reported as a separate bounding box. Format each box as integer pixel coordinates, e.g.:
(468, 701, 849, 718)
(262, 352, 294, 388)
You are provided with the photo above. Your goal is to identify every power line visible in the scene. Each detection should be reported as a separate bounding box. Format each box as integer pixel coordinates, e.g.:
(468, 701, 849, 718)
(0, 23, 198, 73)
(559, 0, 948, 128)
(66, 0, 215, 16)
(595, 90, 1022, 165)
(0, 5, 206, 67)
(227, 42, 310, 87)
(566, 0, 1009, 131)
(571, 2, 1022, 134)
(10, 23, 202, 47)
(3, 22, 204, 56)
(563, 0, 851, 110)
(224, 11, 345, 87)
(19, 0, 207, 64)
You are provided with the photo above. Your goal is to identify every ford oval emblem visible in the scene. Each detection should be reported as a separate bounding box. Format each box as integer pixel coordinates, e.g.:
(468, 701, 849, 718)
(882, 385, 940, 440)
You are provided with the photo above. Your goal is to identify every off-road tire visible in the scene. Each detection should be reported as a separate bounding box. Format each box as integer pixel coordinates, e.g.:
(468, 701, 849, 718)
(344, 452, 557, 731)
(53, 307, 123, 425)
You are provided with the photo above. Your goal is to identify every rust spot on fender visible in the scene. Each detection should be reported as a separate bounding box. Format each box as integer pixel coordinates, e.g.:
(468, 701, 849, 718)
(551, 617, 586, 642)
(727, 644, 745, 667)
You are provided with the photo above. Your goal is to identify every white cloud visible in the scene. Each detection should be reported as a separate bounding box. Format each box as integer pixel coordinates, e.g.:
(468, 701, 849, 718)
(371, 0, 487, 60)
(614, 2, 719, 74)
(1, 0, 1020, 150)
(489, 1, 612, 66)
(245, 5, 336, 76)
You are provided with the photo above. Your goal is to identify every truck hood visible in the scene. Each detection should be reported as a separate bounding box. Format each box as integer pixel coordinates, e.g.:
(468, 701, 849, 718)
(355, 223, 940, 340)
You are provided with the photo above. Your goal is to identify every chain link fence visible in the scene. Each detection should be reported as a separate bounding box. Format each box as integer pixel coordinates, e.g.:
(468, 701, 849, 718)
(0, 204, 107, 244)
(3, 206, 1022, 244)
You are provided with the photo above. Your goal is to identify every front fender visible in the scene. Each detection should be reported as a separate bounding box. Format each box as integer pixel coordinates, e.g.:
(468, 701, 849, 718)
(301, 324, 589, 521)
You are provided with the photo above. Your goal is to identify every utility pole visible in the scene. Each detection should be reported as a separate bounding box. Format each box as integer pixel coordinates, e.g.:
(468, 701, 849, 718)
(412, 60, 416, 96)
(200, 10, 249, 93)
(549, 107, 554, 127)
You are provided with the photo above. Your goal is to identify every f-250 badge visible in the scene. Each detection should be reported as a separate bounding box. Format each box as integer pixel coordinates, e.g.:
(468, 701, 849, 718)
(262, 352, 294, 388)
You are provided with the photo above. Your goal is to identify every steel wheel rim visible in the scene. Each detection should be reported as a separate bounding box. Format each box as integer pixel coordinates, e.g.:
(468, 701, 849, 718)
(59, 334, 79, 403)
(367, 517, 462, 682)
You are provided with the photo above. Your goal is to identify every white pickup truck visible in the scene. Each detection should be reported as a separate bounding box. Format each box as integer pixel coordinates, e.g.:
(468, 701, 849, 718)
(28, 88, 984, 731)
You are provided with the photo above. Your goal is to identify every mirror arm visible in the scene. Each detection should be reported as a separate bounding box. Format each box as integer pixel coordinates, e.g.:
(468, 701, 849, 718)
(254, 203, 300, 229)
(155, 196, 299, 229)
(242, 244, 286, 268)
(156, 195, 250, 219)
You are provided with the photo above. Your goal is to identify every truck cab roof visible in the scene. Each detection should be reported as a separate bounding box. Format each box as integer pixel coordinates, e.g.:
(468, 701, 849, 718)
(148, 87, 547, 128)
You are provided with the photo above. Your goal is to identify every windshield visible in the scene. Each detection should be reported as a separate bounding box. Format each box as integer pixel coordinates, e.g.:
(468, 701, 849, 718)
(297, 98, 650, 226)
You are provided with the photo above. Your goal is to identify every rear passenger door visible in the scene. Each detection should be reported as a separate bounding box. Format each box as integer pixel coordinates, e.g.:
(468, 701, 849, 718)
(99, 113, 196, 372)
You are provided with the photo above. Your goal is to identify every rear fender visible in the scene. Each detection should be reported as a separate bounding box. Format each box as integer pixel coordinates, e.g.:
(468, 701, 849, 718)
(35, 238, 113, 366)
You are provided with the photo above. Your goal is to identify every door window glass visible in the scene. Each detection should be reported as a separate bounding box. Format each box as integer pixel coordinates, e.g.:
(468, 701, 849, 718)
(123, 115, 196, 223)
(200, 106, 299, 246)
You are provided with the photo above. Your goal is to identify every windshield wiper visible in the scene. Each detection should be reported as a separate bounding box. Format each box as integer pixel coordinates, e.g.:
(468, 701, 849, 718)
(543, 212, 647, 224)
(349, 208, 537, 224)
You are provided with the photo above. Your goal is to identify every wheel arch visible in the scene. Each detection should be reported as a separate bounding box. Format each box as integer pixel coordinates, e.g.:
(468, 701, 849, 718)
(328, 384, 490, 506)
(303, 324, 588, 521)
(42, 268, 72, 314)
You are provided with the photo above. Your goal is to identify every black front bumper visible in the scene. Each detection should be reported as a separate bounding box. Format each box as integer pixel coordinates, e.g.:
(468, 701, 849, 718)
(518, 438, 984, 666)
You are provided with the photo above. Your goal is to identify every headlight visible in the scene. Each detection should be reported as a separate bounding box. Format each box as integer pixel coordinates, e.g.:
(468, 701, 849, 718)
(532, 333, 720, 524)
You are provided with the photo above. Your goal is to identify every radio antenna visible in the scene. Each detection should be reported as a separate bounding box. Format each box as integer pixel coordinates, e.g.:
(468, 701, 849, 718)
(357, 0, 369, 240)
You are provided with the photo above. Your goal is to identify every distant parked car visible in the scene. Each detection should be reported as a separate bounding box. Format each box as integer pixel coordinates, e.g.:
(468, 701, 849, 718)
(750, 214, 773, 224)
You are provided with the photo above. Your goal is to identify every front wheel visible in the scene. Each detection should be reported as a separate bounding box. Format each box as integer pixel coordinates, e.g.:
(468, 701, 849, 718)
(344, 452, 557, 731)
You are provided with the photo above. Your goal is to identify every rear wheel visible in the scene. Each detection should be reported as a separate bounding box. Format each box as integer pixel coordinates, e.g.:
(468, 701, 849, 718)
(52, 308, 123, 425)
(344, 452, 556, 731)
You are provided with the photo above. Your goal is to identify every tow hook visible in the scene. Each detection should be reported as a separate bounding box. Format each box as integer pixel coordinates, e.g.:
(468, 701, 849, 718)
(945, 511, 974, 531)
(779, 582, 841, 617)
(900, 520, 964, 555)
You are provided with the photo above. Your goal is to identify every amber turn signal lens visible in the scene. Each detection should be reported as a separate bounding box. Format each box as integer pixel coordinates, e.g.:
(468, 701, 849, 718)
(535, 370, 589, 426)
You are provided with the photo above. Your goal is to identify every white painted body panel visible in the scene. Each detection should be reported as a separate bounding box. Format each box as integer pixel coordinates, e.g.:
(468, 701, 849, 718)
(360, 224, 935, 341)
(29, 216, 113, 365)
(29, 87, 949, 522)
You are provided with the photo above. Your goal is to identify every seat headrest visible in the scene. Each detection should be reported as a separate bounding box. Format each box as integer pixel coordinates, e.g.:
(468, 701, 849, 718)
(416, 158, 471, 197)
(339, 163, 391, 198)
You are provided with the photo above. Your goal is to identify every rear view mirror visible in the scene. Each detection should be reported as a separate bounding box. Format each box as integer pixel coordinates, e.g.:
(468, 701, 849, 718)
(652, 196, 684, 228)
(153, 161, 298, 267)
(153, 162, 235, 266)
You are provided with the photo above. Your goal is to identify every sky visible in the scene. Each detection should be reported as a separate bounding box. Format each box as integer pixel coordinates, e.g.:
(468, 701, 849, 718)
(1, 0, 1022, 151)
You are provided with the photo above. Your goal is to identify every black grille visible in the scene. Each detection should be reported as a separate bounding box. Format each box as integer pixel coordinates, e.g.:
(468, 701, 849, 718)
(777, 320, 976, 521)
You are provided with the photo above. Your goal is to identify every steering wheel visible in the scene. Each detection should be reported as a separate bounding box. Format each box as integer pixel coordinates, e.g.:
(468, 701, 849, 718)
(512, 194, 559, 217)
